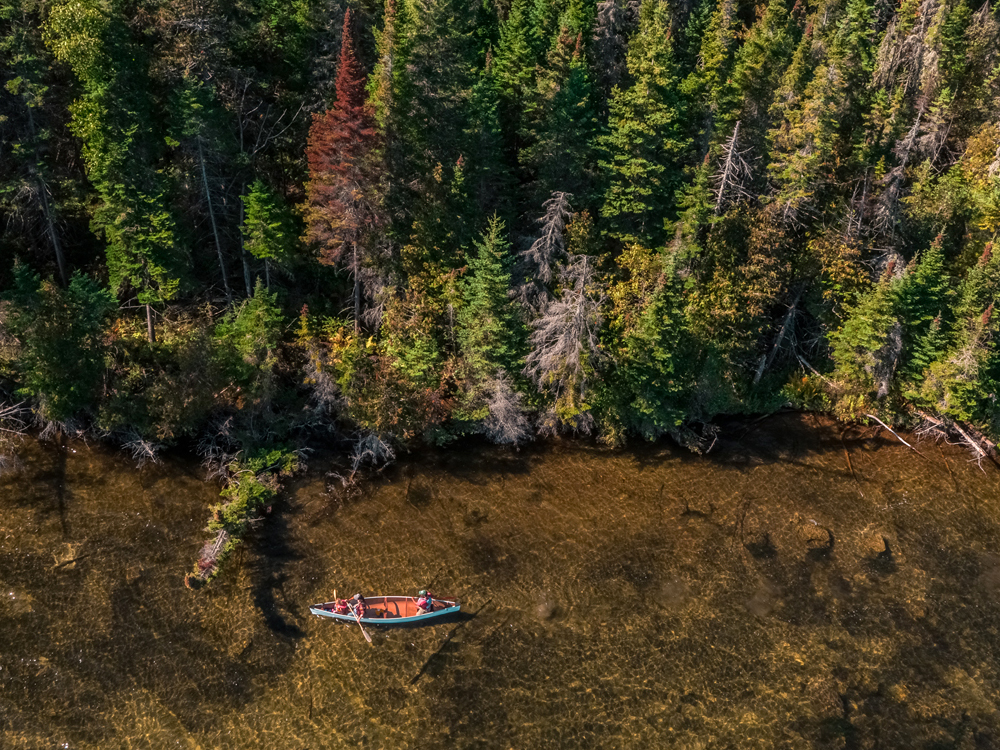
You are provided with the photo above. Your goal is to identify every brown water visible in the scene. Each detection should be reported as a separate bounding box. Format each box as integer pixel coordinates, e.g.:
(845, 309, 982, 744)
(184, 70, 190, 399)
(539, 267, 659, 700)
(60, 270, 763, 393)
(2, 414, 1000, 749)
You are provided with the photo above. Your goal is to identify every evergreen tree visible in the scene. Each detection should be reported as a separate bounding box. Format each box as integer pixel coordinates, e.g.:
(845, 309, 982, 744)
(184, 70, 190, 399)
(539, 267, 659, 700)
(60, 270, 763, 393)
(459, 215, 522, 380)
(598, 0, 688, 246)
(5, 263, 115, 422)
(304, 10, 381, 332)
(599, 245, 689, 443)
(521, 36, 599, 205)
(45, 0, 187, 342)
(242, 180, 298, 289)
(0, 0, 75, 285)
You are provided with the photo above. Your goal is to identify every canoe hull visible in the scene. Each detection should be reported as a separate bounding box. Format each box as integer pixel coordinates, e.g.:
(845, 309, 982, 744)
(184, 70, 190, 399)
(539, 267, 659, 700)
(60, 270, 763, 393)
(310, 595, 460, 625)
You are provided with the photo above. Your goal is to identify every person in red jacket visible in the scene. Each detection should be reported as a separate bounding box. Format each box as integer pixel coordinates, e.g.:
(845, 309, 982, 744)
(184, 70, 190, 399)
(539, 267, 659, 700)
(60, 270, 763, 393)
(333, 597, 350, 615)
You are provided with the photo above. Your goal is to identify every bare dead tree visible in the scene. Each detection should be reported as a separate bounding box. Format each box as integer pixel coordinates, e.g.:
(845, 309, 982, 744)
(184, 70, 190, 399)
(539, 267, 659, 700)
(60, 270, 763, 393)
(198, 415, 240, 481)
(713, 121, 753, 214)
(121, 429, 163, 468)
(524, 254, 605, 433)
(516, 192, 573, 311)
(481, 370, 532, 445)
(875, 113, 922, 238)
(592, 0, 641, 102)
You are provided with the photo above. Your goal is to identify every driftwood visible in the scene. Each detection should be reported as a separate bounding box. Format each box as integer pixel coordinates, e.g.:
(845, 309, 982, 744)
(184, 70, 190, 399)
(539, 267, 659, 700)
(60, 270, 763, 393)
(915, 410, 998, 469)
(865, 413, 927, 458)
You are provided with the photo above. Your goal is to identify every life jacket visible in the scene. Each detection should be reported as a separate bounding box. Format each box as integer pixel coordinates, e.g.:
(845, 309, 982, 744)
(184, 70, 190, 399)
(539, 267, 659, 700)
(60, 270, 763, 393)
(334, 600, 349, 614)
(417, 594, 433, 611)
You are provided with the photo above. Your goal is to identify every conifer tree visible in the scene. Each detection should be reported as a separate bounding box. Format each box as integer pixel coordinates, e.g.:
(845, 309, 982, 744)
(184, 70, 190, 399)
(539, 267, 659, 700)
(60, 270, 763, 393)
(5, 263, 115, 422)
(831, 269, 904, 407)
(45, 0, 186, 343)
(599, 246, 689, 443)
(304, 10, 380, 332)
(680, 0, 740, 157)
(242, 180, 298, 290)
(168, 76, 234, 301)
(521, 35, 599, 206)
(459, 215, 523, 385)
(598, 0, 688, 246)
(0, 0, 73, 284)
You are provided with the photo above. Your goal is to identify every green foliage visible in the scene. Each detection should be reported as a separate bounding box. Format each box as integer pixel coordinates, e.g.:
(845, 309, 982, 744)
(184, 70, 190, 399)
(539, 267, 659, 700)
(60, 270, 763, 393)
(458, 215, 523, 380)
(4, 264, 115, 422)
(242, 180, 298, 266)
(1, 0, 999, 485)
(213, 280, 285, 408)
(599, 0, 688, 245)
(598, 247, 690, 443)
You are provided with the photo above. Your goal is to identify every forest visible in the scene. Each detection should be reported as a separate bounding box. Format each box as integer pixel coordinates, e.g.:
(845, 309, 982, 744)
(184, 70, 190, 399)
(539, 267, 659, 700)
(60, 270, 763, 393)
(1, 0, 998, 582)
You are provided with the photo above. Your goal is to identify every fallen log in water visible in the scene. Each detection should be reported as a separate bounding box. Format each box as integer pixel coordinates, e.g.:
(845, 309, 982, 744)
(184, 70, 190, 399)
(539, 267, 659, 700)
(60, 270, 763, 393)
(914, 410, 998, 468)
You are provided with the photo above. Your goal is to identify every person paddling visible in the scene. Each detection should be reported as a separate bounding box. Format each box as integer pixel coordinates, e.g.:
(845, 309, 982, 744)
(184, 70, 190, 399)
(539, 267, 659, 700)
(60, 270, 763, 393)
(333, 597, 350, 615)
(416, 590, 434, 615)
(352, 593, 368, 619)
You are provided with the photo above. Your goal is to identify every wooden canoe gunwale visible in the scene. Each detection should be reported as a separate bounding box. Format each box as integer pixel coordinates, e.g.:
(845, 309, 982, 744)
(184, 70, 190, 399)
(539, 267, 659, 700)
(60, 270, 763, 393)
(309, 595, 460, 625)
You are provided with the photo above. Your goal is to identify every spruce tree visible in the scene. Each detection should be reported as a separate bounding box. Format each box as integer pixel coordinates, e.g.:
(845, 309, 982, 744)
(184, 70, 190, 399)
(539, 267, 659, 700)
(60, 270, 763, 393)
(598, 0, 688, 246)
(45, 0, 186, 342)
(459, 215, 523, 381)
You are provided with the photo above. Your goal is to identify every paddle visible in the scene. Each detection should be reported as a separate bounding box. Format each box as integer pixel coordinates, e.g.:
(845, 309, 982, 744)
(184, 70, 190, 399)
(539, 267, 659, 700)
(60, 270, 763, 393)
(350, 598, 373, 645)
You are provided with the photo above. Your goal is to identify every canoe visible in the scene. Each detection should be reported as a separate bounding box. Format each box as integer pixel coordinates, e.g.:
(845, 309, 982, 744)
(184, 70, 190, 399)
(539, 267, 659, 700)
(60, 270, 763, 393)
(310, 595, 460, 625)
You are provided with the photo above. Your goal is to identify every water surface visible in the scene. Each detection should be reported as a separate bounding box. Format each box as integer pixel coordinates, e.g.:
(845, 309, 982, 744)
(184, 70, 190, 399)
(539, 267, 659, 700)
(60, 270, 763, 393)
(2, 414, 1000, 748)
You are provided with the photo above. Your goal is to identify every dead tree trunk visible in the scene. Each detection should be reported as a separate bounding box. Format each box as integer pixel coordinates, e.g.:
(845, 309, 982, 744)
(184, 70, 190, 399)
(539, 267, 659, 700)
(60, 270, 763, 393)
(753, 288, 803, 385)
(146, 303, 156, 344)
(714, 120, 751, 215)
(198, 138, 231, 302)
(26, 107, 67, 285)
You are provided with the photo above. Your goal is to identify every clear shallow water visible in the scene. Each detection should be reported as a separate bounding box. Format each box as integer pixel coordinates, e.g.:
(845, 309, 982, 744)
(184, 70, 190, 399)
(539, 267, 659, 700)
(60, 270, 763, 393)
(2, 414, 1000, 749)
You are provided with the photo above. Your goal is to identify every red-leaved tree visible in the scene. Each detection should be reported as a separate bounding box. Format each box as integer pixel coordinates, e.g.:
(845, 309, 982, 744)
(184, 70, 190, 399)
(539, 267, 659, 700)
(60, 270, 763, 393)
(304, 10, 380, 331)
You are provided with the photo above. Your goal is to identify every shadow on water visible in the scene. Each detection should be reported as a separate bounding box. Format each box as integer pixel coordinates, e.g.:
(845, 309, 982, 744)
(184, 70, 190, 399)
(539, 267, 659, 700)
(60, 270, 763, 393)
(410, 601, 490, 686)
(249, 504, 306, 639)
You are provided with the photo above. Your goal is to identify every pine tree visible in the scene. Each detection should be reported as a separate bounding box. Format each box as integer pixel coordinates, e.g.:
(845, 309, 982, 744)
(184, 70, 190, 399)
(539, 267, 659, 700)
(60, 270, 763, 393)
(598, 0, 688, 246)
